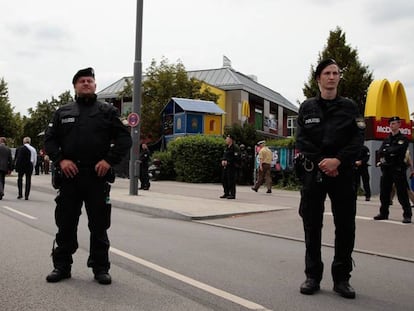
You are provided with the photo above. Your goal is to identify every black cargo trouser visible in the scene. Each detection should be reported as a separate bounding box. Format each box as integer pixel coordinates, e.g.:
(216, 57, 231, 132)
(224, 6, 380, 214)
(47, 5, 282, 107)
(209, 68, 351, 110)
(52, 172, 111, 273)
(355, 165, 371, 198)
(222, 166, 236, 197)
(299, 167, 356, 283)
(379, 166, 412, 218)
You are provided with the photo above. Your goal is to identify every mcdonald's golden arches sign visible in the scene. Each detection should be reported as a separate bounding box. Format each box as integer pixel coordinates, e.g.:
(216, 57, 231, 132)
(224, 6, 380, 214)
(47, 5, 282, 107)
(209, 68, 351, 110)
(364, 79, 412, 140)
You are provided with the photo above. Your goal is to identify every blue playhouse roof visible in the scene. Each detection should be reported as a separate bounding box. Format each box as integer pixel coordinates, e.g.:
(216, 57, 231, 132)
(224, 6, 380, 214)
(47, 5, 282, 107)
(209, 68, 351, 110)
(163, 97, 225, 115)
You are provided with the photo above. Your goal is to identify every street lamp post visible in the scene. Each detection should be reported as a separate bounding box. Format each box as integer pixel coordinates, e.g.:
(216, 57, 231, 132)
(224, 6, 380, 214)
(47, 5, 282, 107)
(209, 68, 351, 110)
(129, 0, 144, 195)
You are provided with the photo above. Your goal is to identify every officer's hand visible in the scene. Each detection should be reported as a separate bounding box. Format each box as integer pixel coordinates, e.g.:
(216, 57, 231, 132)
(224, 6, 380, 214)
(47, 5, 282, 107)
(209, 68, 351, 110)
(318, 158, 340, 177)
(60, 159, 79, 178)
(95, 160, 111, 177)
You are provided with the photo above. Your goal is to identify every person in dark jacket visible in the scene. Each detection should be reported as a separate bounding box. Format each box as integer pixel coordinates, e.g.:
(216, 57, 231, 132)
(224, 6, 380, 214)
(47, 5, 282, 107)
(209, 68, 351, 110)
(139, 143, 151, 190)
(220, 134, 239, 199)
(354, 145, 371, 201)
(0, 137, 13, 200)
(295, 59, 364, 299)
(44, 67, 132, 285)
(374, 116, 412, 224)
(14, 137, 37, 200)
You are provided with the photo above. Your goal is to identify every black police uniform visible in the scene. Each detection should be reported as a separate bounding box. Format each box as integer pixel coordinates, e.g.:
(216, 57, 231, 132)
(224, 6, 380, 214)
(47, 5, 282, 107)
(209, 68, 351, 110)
(355, 145, 371, 200)
(139, 147, 151, 190)
(221, 143, 239, 198)
(44, 95, 132, 275)
(377, 131, 412, 220)
(296, 94, 364, 284)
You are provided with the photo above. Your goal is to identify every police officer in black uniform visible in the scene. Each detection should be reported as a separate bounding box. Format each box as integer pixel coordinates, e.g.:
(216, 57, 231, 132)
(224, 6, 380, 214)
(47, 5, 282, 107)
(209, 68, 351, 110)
(374, 116, 412, 223)
(354, 145, 371, 201)
(220, 134, 239, 199)
(139, 143, 151, 190)
(296, 59, 364, 299)
(44, 67, 132, 284)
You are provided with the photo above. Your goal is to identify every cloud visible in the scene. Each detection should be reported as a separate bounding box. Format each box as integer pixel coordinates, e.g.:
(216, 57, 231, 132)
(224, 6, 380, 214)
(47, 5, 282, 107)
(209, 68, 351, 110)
(6, 22, 72, 53)
(364, 0, 414, 23)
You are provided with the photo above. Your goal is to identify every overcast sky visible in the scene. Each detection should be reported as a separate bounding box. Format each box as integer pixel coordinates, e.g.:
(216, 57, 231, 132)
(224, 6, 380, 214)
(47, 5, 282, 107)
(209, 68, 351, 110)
(2, 0, 414, 116)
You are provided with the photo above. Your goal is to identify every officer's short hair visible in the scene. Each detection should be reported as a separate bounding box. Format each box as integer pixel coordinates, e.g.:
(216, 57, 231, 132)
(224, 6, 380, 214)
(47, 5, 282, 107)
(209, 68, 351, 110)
(23, 137, 31, 144)
(314, 59, 338, 79)
(388, 116, 401, 124)
(72, 67, 95, 85)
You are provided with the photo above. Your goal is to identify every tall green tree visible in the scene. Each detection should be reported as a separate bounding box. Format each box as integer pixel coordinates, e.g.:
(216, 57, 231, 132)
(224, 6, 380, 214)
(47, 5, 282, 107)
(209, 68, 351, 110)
(120, 58, 220, 141)
(23, 91, 73, 149)
(0, 78, 20, 142)
(303, 26, 373, 114)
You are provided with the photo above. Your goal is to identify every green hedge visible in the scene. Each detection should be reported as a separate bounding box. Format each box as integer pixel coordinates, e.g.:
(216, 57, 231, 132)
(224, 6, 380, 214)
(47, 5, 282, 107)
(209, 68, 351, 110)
(168, 135, 225, 183)
(151, 150, 176, 180)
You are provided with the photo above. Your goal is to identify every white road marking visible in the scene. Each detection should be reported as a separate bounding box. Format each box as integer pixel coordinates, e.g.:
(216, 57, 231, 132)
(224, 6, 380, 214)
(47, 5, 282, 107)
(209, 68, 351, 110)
(324, 212, 409, 226)
(2, 206, 37, 220)
(110, 246, 272, 311)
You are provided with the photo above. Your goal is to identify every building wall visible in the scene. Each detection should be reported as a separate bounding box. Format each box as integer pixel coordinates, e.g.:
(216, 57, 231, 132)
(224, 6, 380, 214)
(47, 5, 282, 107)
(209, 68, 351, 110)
(200, 83, 226, 130)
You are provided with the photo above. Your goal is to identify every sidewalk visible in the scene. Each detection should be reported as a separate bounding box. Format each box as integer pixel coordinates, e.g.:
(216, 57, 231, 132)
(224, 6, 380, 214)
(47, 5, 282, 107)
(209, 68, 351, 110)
(12, 174, 293, 220)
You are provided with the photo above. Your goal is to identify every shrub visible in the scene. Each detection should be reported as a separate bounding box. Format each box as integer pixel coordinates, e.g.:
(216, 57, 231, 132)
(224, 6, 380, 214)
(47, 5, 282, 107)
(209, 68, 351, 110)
(152, 150, 176, 180)
(168, 135, 225, 183)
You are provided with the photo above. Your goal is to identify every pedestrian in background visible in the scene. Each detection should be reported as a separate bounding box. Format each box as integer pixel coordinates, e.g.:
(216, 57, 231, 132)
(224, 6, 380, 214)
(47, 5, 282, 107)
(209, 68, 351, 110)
(295, 59, 364, 299)
(220, 134, 239, 199)
(35, 150, 44, 175)
(354, 144, 371, 201)
(43, 154, 50, 174)
(44, 67, 132, 285)
(251, 140, 273, 193)
(0, 137, 13, 200)
(139, 143, 151, 190)
(374, 116, 412, 223)
(14, 136, 37, 200)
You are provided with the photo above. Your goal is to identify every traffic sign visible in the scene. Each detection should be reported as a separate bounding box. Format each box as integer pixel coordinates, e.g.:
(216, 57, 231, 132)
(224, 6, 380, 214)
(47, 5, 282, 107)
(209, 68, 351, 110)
(127, 113, 140, 127)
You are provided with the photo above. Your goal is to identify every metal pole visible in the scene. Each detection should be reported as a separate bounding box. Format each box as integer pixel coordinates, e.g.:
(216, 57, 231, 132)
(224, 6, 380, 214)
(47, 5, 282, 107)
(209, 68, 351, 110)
(129, 0, 143, 195)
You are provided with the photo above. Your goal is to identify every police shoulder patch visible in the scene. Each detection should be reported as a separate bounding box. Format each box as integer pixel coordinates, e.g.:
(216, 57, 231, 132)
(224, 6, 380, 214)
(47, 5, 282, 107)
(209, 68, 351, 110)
(356, 117, 366, 129)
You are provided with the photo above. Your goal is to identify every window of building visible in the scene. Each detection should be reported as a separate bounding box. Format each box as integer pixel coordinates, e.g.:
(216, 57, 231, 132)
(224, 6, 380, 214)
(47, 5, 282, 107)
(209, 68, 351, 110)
(255, 108, 263, 130)
(287, 116, 297, 137)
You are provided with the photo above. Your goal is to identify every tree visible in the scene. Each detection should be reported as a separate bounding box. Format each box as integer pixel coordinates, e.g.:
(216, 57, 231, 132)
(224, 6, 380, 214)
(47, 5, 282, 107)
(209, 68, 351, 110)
(224, 123, 260, 148)
(0, 78, 20, 142)
(120, 58, 220, 141)
(23, 91, 73, 149)
(303, 26, 373, 113)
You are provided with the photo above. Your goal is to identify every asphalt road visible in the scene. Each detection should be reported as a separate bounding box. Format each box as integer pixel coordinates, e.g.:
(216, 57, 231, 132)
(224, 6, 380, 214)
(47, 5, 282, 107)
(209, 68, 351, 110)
(0, 183, 413, 311)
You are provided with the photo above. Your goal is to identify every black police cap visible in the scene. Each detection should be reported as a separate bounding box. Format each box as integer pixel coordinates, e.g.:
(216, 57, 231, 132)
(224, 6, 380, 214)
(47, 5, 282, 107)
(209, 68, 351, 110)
(72, 67, 95, 85)
(226, 134, 235, 140)
(314, 59, 338, 79)
(388, 116, 401, 124)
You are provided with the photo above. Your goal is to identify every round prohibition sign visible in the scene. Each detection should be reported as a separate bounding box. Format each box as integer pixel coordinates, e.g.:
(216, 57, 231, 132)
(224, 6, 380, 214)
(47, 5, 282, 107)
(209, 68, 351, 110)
(127, 113, 140, 127)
